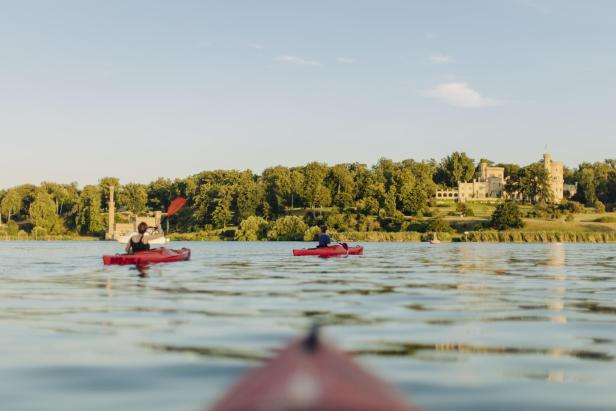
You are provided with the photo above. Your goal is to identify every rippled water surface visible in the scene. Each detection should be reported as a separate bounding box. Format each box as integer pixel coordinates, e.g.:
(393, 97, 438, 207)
(1, 241, 615, 411)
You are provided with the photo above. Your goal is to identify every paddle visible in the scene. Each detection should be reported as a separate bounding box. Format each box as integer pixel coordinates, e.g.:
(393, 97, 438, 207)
(166, 197, 187, 218)
(150, 197, 187, 232)
(332, 238, 349, 251)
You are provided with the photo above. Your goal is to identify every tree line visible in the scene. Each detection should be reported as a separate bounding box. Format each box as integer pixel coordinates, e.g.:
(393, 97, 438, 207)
(1, 154, 615, 237)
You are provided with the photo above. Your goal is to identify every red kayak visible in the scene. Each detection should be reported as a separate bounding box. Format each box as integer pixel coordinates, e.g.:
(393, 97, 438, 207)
(102, 247, 191, 265)
(209, 327, 420, 411)
(293, 244, 364, 257)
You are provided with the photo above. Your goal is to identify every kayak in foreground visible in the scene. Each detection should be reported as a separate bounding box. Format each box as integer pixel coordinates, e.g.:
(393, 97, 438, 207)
(293, 244, 364, 257)
(209, 327, 421, 411)
(102, 247, 191, 265)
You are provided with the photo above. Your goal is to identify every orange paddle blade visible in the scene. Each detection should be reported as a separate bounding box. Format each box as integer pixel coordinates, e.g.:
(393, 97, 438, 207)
(167, 197, 186, 217)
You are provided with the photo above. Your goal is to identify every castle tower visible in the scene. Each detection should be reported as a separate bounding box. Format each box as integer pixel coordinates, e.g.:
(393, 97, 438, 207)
(106, 186, 115, 240)
(543, 153, 564, 203)
(543, 153, 551, 169)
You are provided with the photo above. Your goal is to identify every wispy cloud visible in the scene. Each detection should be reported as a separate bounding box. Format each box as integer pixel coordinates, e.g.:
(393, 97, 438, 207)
(336, 57, 355, 64)
(247, 43, 264, 50)
(430, 53, 452, 64)
(426, 82, 500, 108)
(277, 55, 320, 66)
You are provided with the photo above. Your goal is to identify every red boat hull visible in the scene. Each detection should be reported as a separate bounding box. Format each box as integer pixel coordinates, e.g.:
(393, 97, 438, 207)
(102, 247, 191, 265)
(209, 329, 420, 411)
(293, 244, 363, 256)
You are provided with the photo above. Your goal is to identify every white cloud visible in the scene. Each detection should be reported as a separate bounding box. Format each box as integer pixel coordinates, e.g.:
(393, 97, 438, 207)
(426, 82, 499, 108)
(277, 55, 320, 66)
(336, 57, 355, 64)
(247, 43, 264, 50)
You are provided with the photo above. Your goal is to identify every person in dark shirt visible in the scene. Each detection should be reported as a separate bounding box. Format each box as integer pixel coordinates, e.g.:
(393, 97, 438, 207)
(125, 222, 165, 254)
(317, 225, 332, 248)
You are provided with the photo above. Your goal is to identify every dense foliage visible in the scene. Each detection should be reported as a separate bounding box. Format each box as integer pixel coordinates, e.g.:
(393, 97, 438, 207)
(1, 155, 615, 237)
(490, 202, 525, 230)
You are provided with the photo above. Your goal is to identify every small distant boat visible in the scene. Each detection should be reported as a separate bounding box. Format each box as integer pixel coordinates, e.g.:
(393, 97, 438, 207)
(429, 233, 441, 244)
(116, 232, 170, 245)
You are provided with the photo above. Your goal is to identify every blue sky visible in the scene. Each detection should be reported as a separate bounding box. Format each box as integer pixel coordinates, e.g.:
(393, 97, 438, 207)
(1, 0, 615, 188)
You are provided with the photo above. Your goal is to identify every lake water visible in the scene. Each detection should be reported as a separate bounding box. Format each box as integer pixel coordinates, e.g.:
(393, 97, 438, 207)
(1, 241, 615, 411)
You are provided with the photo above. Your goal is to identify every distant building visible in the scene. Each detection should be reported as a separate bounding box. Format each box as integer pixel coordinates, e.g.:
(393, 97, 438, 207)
(543, 153, 564, 202)
(105, 186, 161, 240)
(435, 153, 565, 203)
(435, 161, 506, 202)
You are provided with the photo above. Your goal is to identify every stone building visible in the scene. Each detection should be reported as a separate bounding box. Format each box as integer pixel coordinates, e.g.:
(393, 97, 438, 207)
(104, 186, 161, 240)
(434, 153, 565, 203)
(435, 161, 506, 202)
(543, 153, 564, 202)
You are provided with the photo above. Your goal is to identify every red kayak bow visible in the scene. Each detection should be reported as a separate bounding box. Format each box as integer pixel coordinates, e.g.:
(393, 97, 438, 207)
(209, 328, 421, 411)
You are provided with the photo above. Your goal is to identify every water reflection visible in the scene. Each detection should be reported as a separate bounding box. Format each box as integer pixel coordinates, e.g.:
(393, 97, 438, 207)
(354, 341, 614, 362)
(546, 244, 568, 324)
(0, 242, 615, 411)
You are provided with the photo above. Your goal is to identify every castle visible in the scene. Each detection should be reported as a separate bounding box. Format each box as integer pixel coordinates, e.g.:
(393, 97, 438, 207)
(435, 153, 565, 203)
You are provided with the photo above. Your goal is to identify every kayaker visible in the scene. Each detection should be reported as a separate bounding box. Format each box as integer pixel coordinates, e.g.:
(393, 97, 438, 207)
(317, 225, 332, 248)
(125, 222, 165, 254)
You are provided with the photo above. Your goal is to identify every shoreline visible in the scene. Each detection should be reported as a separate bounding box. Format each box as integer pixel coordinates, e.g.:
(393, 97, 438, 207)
(3, 232, 615, 243)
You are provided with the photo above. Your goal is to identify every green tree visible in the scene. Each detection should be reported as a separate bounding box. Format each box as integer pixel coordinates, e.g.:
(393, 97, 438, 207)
(573, 161, 615, 206)
(402, 160, 437, 215)
(359, 181, 386, 215)
(29, 190, 63, 233)
(358, 196, 380, 215)
(303, 225, 321, 241)
(147, 178, 174, 211)
(119, 183, 148, 214)
(426, 218, 454, 233)
(75, 185, 104, 235)
(41, 182, 75, 215)
(235, 216, 268, 241)
(303, 162, 330, 209)
(326, 164, 356, 209)
(13, 184, 37, 219)
(506, 162, 553, 204)
(1, 189, 22, 222)
(212, 188, 232, 228)
(99, 177, 120, 209)
(490, 201, 524, 230)
(383, 186, 397, 217)
(314, 185, 332, 209)
(289, 168, 305, 208)
(435, 152, 475, 187)
(373, 158, 397, 191)
(235, 179, 264, 222)
(326, 211, 356, 232)
(6, 220, 19, 236)
(267, 215, 308, 241)
(262, 166, 291, 215)
(349, 163, 373, 200)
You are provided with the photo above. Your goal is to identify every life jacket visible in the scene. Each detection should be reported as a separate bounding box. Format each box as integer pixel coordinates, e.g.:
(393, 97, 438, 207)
(317, 233, 331, 248)
(130, 234, 150, 253)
